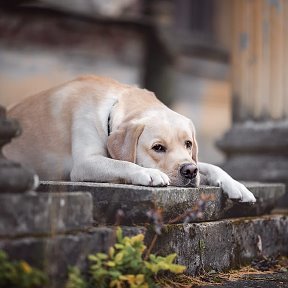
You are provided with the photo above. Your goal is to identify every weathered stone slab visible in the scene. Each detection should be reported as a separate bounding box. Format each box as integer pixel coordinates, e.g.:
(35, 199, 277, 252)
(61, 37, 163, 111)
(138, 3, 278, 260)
(224, 182, 286, 218)
(0, 226, 145, 288)
(1, 215, 287, 286)
(0, 191, 93, 237)
(149, 215, 288, 276)
(38, 181, 223, 224)
(38, 181, 285, 225)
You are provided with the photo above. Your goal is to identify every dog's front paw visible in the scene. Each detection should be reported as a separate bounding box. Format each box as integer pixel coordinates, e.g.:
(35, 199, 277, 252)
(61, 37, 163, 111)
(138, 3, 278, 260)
(130, 168, 170, 187)
(220, 178, 256, 203)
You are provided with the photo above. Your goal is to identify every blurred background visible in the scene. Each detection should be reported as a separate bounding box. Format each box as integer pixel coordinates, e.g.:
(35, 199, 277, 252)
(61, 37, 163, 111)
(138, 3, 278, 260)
(0, 0, 288, 204)
(0, 0, 231, 164)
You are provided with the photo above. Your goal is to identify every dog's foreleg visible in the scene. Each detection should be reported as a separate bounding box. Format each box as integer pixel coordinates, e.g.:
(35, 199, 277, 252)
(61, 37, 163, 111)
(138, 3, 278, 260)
(198, 162, 256, 203)
(70, 155, 170, 186)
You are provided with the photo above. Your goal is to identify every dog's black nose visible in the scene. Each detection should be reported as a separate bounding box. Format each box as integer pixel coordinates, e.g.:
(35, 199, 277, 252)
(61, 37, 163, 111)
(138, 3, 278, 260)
(180, 163, 198, 179)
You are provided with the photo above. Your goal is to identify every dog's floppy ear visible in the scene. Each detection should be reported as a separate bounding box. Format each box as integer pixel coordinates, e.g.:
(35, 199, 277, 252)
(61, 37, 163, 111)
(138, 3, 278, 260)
(192, 133, 198, 163)
(190, 121, 198, 163)
(107, 122, 145, 163)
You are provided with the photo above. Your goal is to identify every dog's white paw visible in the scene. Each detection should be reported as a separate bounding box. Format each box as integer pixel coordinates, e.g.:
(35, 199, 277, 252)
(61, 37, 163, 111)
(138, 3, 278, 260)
(130, 168, 170, 186)
(220, 178, 256, 203)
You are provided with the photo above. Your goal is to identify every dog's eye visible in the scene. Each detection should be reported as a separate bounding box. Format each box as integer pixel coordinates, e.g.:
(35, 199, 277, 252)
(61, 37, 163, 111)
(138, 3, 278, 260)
(152, 144, 166, 153)
(185, 140, 192, 149)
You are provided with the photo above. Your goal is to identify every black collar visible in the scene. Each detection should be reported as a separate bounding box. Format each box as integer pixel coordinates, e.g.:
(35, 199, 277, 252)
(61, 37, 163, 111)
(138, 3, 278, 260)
(108, 101, 118, 136)
(108, 112, 111, 136)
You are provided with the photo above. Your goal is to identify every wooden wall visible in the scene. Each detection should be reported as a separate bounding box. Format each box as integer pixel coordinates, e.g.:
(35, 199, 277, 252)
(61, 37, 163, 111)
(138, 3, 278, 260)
(232, 0, 288, 122)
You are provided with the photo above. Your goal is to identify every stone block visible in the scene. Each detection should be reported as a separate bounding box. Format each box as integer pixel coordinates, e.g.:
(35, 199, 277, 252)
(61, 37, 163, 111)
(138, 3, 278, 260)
(38, 181, 223, 224)
(38, 181, 285, 225)
(0, 226, 145, 288)
(0, 191, 93, 237)
(149, 215, 288, 275)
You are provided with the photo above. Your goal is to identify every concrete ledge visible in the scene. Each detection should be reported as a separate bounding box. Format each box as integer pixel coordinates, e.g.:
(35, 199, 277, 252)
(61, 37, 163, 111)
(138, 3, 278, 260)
(38, 181, 285, 224)
(150, 215, 288, 276)
(0, 192, 93, 237)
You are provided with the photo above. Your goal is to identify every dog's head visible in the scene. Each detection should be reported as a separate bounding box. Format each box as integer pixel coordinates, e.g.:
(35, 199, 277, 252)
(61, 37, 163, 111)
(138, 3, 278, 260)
(107, 108, 199, 187)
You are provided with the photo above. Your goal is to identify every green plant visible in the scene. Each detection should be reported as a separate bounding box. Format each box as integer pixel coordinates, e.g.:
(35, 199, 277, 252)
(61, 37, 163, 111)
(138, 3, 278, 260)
(66, 267, 87, 288)
(66, 227, 186, 288)
(0, 250, 47, 288)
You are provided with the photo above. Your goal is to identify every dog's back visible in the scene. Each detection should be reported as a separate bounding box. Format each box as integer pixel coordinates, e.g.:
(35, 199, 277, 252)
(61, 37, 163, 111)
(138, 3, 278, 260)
(3, 75, 129, 179)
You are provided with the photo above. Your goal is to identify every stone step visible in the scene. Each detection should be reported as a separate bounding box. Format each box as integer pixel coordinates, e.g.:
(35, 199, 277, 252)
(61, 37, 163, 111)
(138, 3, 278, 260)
(149, 214, 288, 276)
(0, 215, 287, 287)
(1, 182, 286, 287)
(38, 181, 285, 225)
(2, 181, 283, 238)
(0, 191, 93, 237)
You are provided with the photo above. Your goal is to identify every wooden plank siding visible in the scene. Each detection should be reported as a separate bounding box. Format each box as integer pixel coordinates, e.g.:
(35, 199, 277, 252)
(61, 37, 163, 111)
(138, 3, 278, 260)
(232, 0, 288, 122)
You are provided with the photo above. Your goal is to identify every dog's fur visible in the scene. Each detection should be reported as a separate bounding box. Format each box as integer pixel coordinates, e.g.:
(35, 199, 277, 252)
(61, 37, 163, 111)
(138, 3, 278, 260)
(4, 75, 256, 202)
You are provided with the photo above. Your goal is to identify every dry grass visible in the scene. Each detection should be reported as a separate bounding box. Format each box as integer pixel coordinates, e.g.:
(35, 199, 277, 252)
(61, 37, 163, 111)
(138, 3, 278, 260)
(155, 256, 288, 287)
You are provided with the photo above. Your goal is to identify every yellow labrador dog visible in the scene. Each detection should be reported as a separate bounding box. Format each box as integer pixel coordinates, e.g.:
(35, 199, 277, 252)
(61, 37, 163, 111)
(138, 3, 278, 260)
(4, 75, 255, 202)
